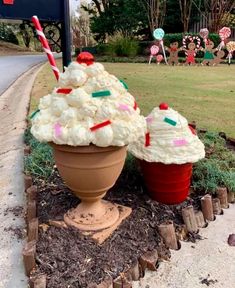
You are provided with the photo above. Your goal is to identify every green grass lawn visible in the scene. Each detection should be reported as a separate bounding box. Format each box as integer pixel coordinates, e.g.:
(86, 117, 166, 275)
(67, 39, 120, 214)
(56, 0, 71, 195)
(31, 62, 235, 137)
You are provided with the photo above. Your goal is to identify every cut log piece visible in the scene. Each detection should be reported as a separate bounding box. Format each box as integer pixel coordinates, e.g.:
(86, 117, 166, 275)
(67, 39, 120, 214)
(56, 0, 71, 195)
(24, 145, 31, 155)
(201, 194, 214, 221)
(217, 187, 229, 208)
(30, 274, 47, 288)
(228, 191, 235, 203)
(26, 186, 37, 202)
(139, 250, 158, 272)
(22, 240, 36, 276)
(28, 218, 39, 242)
(24, 175, 32, 191)
(212, 198, 222, 215)
(27, 200, 37, 224)
(195, 211, 206, 228)
(113, 275, 132, 288)
(182, 206, 198, 233)
(124, 260, 140, 281)
(158, 221, 178, 250)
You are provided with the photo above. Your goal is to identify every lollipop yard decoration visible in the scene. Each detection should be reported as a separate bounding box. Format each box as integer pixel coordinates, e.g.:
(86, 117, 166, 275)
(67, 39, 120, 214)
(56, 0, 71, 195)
(226, 41, 235, 65)
(199, 28, 209, 47)
(153, 28, 168, 64)
(149, 45, 159, 64)
(218, 27, 231, 50)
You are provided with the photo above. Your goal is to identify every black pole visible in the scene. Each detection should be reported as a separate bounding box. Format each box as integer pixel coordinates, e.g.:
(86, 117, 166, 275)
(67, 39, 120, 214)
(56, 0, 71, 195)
(61, 0, 71, 69)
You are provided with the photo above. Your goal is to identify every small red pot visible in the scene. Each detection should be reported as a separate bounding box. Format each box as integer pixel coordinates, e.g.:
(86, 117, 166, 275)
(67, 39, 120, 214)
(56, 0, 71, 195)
(3, 0, 14, 4)
(139, 161, 193, 205)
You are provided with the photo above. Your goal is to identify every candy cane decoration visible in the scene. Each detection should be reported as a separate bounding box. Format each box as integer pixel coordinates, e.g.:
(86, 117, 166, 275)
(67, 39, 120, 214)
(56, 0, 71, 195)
(182, 35, 200, 56)
(149, 45, 159, 64)
(32, 16, 60, 81)
(218, 27, 231, 51)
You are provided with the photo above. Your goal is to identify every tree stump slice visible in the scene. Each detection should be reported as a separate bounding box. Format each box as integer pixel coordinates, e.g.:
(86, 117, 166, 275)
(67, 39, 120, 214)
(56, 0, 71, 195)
(22, 240, 36, 276)
(217, 187, 229, 208)
(28, 218, 39, 242)
(212, 198, 222, 215)
(201, 194, 214, 221)
(158, 221, 178, 250)
(24, 175, 33, 191)
(26, 186, 37, 202)
(182, 205, 198, 233)
(139, 250, 158, 272)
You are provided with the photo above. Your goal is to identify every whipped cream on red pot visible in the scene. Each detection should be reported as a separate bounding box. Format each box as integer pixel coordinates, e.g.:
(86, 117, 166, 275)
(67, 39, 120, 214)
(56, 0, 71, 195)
(128, 103, 205, 164)
(31, 52, 146, 147)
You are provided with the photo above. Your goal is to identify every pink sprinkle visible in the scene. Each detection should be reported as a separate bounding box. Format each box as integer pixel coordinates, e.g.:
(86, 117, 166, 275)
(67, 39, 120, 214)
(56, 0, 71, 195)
(146, 116, 153, 124)
(173, 139, 188, 147)
(54, 123, 62, 137)
(119, 103, 130, 112)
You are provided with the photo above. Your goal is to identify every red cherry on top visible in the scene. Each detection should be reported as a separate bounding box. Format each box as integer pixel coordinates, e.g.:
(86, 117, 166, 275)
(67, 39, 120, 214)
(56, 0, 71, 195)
(159, 102, 169, 110)
(77, 52, 94, 66)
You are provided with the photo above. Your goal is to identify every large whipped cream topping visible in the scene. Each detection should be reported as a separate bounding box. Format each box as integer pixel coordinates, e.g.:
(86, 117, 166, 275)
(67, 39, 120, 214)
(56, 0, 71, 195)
(31, 57, 146, 147)
(128, 104, 205, 164)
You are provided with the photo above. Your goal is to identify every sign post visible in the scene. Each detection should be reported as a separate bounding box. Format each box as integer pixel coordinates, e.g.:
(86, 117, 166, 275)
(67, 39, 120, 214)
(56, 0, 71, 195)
(0, 0, 71, 67)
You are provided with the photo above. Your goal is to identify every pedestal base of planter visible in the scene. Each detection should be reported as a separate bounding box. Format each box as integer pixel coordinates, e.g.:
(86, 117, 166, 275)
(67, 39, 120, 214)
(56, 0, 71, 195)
(64, 200, 120, 231)
(87, 205, 132, 244)
(52, 204, 131, 244)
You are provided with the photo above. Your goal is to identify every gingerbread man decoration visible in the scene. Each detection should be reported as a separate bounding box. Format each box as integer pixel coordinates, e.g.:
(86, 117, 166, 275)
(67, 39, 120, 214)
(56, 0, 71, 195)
(201, 40, 217, 65)
(210, 50, 225, 66)
(165, 42, 181, 65)
(182, 35, 201, 65)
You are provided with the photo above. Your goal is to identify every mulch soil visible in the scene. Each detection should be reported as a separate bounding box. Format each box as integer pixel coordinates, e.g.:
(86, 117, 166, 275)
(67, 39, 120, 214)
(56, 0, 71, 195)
(32, 164, 202, 288)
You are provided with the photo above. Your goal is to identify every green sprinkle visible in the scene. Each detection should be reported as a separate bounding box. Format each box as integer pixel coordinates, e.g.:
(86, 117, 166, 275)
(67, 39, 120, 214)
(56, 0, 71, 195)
(30, 109, 40, 119)
(164, 117, 177, 126)
(92, 90, 111, 97)
(120, 79, 128, 90)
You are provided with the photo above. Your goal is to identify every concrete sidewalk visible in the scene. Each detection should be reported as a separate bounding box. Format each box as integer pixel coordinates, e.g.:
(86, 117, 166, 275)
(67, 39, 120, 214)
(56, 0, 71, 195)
(133, 204, 235, 288)
(0, 64, 43, 288)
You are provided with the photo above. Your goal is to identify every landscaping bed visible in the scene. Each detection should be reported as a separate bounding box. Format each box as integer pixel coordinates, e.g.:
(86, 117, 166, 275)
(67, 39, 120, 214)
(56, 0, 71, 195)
(24, 130, 235, 287)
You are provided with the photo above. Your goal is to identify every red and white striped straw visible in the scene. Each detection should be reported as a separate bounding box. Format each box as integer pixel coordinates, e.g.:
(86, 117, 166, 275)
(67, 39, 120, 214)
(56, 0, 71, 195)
(32, 15, 60, 81)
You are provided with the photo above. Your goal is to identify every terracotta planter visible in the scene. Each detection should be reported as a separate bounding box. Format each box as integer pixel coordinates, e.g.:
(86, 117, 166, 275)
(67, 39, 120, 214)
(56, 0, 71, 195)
(139, 161, 193, 204)
(50, 143, 127, 231)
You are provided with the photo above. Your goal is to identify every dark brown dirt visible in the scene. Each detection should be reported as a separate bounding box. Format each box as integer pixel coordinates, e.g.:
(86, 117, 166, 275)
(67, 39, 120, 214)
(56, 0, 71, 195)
(4, 226, 25, 240)
(33, 165, 200, 288)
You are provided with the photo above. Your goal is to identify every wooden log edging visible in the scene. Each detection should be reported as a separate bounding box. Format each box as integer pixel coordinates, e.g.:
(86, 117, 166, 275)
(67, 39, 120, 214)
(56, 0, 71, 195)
(217, 187, 229, 209)
(22, 176, 234, 288)
(22, 181, 41, 286)
(182, 206, 198, 233)
(201, 194, 215, 221)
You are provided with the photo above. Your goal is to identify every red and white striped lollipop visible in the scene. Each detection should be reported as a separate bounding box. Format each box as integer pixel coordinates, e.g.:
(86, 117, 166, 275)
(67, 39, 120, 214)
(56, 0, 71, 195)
(219, 27, 231, 41)
(32, 16, 60, 81)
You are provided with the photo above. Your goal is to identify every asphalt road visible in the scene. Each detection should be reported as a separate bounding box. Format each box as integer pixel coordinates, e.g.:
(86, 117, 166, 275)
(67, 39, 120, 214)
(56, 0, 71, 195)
(0, 54, 47, 96)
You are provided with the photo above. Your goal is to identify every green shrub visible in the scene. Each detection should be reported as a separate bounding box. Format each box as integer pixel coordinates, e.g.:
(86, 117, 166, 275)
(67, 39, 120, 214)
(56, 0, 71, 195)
(192, 132, 235, 193)
(24, 128, 54, 179)
(107, 32, 139, 57)
(0, 23, 18, 45)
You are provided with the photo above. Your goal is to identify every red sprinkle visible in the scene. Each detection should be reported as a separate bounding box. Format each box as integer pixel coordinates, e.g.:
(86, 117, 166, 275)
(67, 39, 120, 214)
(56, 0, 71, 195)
(133, 101, 138, 110)
(145, 132, 150, 147)
(56, 88, 72, 94)
(90, 120, 112, 132)
(188, 125, 197, 135)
